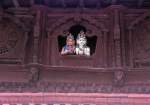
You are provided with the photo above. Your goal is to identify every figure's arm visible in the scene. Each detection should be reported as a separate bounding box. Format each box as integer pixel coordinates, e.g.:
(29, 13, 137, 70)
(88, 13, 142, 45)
(61, 47, 68, 55)
(84, 47, 90, 56)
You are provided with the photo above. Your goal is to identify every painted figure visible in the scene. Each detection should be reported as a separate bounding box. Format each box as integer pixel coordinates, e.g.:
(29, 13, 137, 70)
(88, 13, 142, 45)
(61, 33, 75, 55)
(76, 30, 90, 56)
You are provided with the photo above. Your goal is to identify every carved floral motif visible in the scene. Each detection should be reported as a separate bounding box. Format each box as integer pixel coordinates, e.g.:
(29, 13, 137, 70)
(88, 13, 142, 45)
(133, 17, 150, 67)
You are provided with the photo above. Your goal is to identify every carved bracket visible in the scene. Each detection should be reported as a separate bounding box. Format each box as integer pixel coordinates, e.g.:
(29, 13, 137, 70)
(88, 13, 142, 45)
(128, 12, 150, 30)
(28, 67, 40, 84)
(113, 70, 126, 87)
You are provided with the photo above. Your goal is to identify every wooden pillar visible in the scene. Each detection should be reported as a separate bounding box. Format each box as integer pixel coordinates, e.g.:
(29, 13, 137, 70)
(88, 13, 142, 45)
(32, 8, 41, 63)
(28, 5, 48, 82)
(119, 9, 126, 67)
(50, 35, 59, 66)
(38, 6, 48, 64)
(103, 31, 108, 67)
(94, 34, 103, 67)
(112, 6, 125, 87)
(32, 5, 48, 64)
(128, 29, 134, 67)
(113, 8, 122, 67)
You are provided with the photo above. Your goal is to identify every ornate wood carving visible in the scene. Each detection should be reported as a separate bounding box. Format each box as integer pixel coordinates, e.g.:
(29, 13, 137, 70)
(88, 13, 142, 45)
(126, 11, 150, 68)
(0, 17, 27, 64)
(132, 17, 150, 67)
(113, 70, 125, 87)
(0, 5, 149, 93)
(47, 12, 108, 67)
(113, 8, 122, 67)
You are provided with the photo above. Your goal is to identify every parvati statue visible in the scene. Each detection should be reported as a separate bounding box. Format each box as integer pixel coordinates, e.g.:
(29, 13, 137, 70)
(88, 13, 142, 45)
(61, 33, 75, 55)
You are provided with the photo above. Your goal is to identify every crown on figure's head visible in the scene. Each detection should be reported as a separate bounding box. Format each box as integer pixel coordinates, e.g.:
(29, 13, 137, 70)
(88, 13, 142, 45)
(77, 30, 86, 40)
(67, 34, 74, 40)
(79, 30, 85, 33)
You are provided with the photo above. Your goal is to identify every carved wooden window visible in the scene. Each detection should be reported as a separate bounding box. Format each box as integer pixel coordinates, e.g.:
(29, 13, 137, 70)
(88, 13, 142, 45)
(58, 25, 97, 56)
(48, 17, 106, 68)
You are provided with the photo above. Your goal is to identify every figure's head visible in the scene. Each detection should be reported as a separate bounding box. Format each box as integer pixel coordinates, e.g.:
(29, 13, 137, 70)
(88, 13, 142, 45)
(77, 30, 85, 39)
(66, 34, 75, 46)
(77, 36, 87, 47)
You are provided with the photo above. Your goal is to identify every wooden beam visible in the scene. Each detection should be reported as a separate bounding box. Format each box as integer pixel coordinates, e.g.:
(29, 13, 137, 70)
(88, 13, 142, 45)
(111, 0, 117, 5)
(137, 0, 144, 7)
(12, 0, 20, 8)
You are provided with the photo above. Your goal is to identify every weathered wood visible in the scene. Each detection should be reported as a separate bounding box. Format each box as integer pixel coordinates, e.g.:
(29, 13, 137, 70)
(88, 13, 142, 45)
(0, 5, 149, 94)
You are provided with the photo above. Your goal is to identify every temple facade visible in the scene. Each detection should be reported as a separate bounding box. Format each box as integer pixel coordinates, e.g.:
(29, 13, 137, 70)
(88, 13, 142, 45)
(0, 0, 150, 104)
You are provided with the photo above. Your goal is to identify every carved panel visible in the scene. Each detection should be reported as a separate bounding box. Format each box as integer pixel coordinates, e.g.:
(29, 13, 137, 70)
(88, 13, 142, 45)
(0, 18, 27, 64)
(132, 17, 150, 67)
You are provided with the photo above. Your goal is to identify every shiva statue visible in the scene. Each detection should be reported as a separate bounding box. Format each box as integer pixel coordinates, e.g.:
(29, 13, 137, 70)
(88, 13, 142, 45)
(61, 33, 75, 55)
(76, 30, 90, 56)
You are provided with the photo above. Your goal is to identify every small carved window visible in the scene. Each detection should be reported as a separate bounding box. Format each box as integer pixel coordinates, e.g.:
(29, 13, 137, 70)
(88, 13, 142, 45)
(58, 25, 97, 56)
